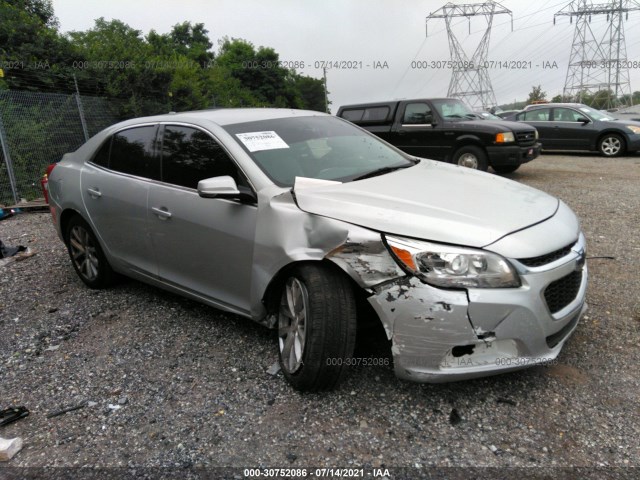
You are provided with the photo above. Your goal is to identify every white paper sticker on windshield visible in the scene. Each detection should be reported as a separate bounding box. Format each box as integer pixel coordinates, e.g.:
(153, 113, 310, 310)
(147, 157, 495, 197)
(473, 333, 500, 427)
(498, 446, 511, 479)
(235, 131, 289, 152)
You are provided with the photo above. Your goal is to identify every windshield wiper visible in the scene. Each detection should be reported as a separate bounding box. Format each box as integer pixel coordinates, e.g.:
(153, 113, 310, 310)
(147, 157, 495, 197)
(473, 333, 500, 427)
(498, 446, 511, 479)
(352, 164, 414, 181)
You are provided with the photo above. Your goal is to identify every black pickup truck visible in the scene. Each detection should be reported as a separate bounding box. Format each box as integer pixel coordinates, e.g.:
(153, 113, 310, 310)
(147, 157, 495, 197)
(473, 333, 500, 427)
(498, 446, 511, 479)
(337, 98, 541, 173)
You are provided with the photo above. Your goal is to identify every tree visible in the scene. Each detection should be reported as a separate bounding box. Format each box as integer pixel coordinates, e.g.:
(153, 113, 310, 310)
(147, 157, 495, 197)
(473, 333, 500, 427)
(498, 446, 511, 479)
(0, 0, 81, 92)
(291, 74, 327, 112)
(526, 85, 547, 104)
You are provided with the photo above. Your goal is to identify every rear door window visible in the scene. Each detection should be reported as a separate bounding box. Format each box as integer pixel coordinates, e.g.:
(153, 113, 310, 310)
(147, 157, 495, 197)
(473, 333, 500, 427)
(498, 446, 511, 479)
(109, 126, 160, 180)
(520, 109, 551, 121)
(161, 125, 248, 189)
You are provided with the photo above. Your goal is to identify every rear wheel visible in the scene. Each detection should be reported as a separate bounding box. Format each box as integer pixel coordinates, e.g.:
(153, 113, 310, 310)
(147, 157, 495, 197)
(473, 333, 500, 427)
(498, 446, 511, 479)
(65, 216, 115, 289)
(452, 146, 488, 171)
(278, 264, 357, 391)
(598, 134, 625, 157)
(493, 165, 520, 174)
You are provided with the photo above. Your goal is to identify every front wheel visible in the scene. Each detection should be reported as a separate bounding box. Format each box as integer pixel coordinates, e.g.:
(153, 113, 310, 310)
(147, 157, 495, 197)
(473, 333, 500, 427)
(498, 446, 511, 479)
(598, 134, 625, 157)
(493, 164, 520, 174)
(65, 215, 115, 289)
(278, 264, 357, 391)
(452, 146, 488, 171)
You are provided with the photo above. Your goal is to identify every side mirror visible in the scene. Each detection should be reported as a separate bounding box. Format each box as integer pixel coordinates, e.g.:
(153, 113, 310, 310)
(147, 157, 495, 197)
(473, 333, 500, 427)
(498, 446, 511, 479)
(197, 176, 257, 204)
(198, 176, 239, 198)
(577, 117, 590, 124)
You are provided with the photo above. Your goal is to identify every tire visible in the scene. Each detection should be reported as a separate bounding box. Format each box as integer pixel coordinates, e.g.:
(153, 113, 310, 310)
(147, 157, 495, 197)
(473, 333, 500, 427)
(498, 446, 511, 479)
(493, 165, 520, 174)
(452, 145, 488, 171)
(65, 215, 115, 289)
(598, 134, 625, 157)
(277, 264, 357, 392)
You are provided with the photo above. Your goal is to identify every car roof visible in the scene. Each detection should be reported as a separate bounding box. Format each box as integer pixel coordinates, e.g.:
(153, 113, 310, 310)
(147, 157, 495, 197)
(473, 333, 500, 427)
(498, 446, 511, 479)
(524, 103, 586, 111)
(115, 108, 329, 128)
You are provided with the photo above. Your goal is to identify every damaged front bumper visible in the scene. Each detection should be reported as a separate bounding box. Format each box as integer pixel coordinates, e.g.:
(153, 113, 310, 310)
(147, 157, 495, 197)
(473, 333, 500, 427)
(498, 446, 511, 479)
(364, 237, 588, 383)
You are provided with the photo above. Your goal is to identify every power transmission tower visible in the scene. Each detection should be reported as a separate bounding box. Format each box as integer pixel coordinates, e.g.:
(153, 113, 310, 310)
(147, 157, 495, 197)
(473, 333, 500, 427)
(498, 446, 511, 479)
(426, 2, 512, 110)
(555, 0, 640, 108)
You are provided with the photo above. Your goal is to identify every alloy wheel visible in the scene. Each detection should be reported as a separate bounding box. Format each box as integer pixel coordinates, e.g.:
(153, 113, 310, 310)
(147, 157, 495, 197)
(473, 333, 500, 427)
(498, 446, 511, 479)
(278, 277, 309, 373)
(69, 225, 99, 282)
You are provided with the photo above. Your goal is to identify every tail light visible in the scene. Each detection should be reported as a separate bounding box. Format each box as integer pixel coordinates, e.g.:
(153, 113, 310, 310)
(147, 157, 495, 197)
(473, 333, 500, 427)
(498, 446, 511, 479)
(41, 163, 57, 204)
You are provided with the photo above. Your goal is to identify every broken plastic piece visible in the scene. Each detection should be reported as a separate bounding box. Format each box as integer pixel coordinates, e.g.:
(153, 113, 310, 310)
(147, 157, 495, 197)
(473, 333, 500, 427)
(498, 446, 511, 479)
(266, 361, 281, 376)
(46, 401, 87, 418)
(0, 437, 23, 461)
(0, 406, 29, 427)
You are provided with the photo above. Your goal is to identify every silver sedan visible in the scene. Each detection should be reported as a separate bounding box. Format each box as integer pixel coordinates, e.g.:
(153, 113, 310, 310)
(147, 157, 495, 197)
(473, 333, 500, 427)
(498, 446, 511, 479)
(47, 109, 588, 391)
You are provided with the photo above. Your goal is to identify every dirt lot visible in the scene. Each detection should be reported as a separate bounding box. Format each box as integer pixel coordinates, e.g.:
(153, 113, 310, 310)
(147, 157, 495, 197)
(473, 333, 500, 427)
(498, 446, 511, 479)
(1, 153, 639, 479)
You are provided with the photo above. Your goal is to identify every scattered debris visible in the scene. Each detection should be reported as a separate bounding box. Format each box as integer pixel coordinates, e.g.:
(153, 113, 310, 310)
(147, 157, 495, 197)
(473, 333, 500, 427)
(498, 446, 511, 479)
(107, 404, 121, 411)
(0, 406, 29, 427)
(449, 408, 462, 426)
(266, 361, 281, 376)
(46, 401, 87, 419)
(0, 240, 26, 259)
(44, 345, 60, 352)
(0, 436, 23, 461)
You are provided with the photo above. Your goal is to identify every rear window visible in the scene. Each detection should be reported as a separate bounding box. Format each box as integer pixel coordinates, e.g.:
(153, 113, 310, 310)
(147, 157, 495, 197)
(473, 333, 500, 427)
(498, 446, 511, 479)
(341, 106, 390, 123)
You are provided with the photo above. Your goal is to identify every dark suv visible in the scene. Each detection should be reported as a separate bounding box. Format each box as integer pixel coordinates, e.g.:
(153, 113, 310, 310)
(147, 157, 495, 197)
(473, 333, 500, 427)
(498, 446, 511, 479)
(515, 103, 640, 156)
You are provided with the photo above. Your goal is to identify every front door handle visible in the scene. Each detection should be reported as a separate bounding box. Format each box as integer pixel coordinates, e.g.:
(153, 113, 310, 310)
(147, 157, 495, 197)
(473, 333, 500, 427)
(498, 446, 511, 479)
(151, 206, 172, 220)
(86, 187, 102, 198)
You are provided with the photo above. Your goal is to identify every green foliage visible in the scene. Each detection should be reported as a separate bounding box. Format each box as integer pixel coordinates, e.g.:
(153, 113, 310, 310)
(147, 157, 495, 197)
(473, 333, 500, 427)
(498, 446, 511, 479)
(526, 85, 547, 104)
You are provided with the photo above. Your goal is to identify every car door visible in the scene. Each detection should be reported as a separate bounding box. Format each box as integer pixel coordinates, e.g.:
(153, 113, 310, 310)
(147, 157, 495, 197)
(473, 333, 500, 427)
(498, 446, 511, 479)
(392, 102, 448, 159)
(147, 124, 257, 314)
(548, 107, 594, 150)
(81, 124, 159, 275)
(517, 108, 554, 148)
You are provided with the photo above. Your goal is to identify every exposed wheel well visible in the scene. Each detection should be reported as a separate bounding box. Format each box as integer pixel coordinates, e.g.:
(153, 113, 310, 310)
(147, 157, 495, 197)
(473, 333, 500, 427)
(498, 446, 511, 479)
(262, 259, 381, 330)
(59, 209, 84, 244)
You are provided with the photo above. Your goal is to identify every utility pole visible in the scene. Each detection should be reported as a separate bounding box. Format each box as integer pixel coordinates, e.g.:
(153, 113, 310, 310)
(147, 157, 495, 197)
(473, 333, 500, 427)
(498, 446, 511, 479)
(555, 0, 640, 108)
(426, 1, 512, 110)
(323, 67, 329, 113)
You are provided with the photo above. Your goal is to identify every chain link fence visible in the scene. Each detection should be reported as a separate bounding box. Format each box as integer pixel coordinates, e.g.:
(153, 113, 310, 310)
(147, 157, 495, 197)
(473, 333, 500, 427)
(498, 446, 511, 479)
(0, 90, 123, 205)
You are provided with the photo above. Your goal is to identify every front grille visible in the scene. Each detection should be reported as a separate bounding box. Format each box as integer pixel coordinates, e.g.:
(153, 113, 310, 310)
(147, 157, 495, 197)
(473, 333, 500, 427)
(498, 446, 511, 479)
(516, 131, 536, 146)
(544, 270, 583, 314)
(518, 243, 575, 267)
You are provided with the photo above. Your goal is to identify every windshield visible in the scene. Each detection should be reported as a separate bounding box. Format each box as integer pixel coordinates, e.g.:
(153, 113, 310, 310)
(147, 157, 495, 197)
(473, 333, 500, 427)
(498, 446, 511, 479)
(224, 116, 415, 187)
(431, 99, 476, 120)
(577, 105, 615, 121)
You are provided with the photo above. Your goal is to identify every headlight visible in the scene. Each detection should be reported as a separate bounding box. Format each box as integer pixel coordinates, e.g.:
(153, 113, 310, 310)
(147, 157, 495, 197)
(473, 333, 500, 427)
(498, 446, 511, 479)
(495, 132, 515, 143)
(385, 235, 520, 288)
(534, 129, 539, 140)
(625, 125, 640, 134)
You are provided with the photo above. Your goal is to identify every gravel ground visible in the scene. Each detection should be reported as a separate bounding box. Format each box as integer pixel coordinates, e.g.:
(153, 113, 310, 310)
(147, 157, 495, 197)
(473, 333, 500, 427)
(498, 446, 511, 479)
(1, 153, 639, 478)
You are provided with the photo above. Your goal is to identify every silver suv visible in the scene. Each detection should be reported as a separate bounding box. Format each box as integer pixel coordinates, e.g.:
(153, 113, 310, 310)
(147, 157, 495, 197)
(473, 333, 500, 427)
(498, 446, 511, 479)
(47, 109, 588, 391)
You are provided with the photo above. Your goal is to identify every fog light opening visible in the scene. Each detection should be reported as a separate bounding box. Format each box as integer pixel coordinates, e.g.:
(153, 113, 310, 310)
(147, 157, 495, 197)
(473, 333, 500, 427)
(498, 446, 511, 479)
(452, 345, 475, 357)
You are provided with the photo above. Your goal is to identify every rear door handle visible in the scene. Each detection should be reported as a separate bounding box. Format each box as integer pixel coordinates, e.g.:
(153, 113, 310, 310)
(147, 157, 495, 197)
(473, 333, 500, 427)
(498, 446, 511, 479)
(151, 206, 172, 220)
(86, 187, 102, 198)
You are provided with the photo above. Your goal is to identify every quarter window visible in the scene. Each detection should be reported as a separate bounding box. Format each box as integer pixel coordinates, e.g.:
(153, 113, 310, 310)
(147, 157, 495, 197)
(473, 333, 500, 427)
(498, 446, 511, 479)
(109, 126, 160, 180)
(161, 125, 247, 189)
(91, 138, 111, 168)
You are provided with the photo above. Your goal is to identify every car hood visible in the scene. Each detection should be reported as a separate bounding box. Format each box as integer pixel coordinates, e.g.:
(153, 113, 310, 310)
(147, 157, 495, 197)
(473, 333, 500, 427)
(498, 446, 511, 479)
(458, 119, 535, 133)
(293, 160, 559, 248)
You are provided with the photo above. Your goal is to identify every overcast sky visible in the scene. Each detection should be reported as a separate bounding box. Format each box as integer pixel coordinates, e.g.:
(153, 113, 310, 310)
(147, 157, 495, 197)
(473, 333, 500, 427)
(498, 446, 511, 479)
(51, 0, 640, 111)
